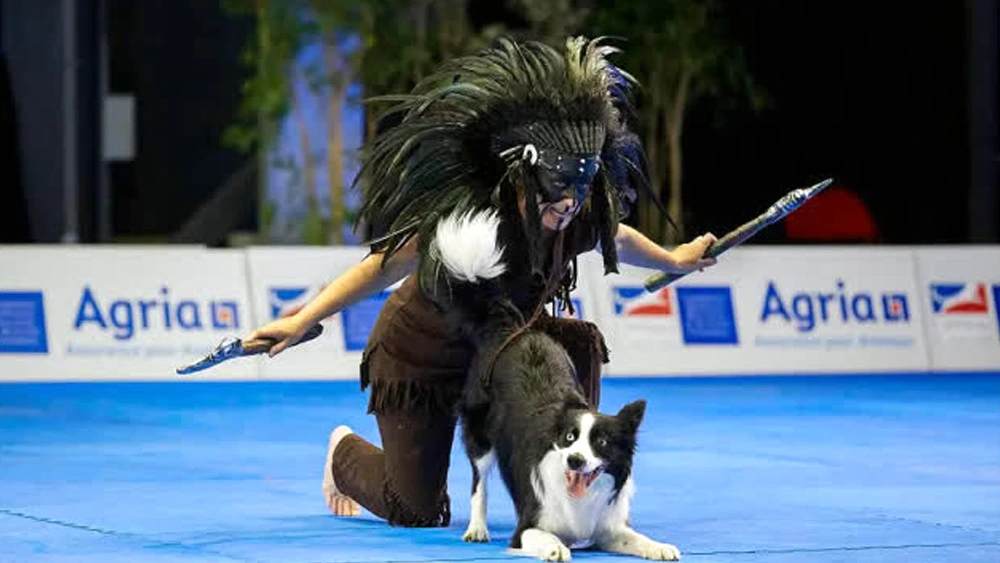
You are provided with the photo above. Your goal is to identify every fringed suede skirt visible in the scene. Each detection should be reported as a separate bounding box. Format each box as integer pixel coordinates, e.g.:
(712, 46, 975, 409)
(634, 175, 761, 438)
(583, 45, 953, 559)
(359, 276, 474, 416)
(359, 274, 609, 416)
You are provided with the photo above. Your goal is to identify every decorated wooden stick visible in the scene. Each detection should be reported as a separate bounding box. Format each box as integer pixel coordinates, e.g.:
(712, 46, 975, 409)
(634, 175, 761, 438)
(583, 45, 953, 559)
(644, 178, 833, 292)
(175, 323, 324, 375)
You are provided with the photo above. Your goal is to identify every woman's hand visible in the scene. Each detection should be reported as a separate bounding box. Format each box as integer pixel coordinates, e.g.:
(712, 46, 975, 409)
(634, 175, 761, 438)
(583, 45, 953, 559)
(245, 237, 420, 359)
(667, 233, 719, 274)
(247, 314, 311, 357)
(611, 224, 720, 274)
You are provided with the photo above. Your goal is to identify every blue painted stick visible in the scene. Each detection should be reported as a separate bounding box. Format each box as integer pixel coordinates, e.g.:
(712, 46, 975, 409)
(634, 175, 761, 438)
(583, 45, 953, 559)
(176, 323, 324, 375)
(644, 178, 833, 292)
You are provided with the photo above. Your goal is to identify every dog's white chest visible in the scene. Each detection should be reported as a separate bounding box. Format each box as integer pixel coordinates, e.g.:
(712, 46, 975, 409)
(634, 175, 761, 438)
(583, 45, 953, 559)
(532, 453, 626, 547)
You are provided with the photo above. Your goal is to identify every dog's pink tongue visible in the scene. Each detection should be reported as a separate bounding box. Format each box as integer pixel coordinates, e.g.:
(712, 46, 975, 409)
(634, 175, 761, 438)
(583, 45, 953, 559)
(566, 471, 588, 498)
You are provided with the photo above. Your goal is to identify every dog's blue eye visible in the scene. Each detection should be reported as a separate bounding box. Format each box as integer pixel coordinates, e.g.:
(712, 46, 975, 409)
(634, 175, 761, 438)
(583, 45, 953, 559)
(598, 438, 607, 447)
(566, 432, 576, 442)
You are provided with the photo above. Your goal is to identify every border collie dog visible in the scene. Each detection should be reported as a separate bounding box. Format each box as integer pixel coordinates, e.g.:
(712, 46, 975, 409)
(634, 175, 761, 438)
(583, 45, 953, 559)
(425, 209, 681, 561)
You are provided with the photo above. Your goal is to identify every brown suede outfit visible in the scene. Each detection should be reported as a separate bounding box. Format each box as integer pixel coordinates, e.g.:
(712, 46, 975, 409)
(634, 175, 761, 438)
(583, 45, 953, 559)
(330, 216, 610, 528)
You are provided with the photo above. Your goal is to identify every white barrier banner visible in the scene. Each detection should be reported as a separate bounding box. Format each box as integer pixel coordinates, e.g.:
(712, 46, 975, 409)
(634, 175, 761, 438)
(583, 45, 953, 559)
(5, 244, 993, 382)
(580, 248, 749, 376)
(0, 246, 254, 381)
(736, 247, 928, 373)
(583, 247, 930, 376)
(245, 246, 398, 380)
(913, 246, 1000, 370)
(552, 252, 605, 323)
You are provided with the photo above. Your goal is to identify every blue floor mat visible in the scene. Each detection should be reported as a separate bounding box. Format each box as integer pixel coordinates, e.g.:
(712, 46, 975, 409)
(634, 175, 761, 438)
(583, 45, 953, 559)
(2, 373, 999, 562)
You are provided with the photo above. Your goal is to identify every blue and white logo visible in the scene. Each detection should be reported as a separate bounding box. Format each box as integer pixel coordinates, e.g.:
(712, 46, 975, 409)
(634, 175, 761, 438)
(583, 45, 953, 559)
(73, 286, 241, 341)
(612, 286, 672, 317)
(930, 283, 989, 315)
(760, 280, 910, 333)
(925, 281, 998, 344)
(268, 286, 310, 319)
(0, 291, 49, 354)
(554, 297, 584, 320)
(676, 286, 738, 345)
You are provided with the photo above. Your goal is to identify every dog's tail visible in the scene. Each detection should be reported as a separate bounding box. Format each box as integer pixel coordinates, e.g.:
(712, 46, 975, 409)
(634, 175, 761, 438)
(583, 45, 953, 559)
(423, 208, 521, 341)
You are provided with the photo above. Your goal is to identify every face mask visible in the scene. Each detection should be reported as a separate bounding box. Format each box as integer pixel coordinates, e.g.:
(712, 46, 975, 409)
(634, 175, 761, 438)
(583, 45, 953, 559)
(521, 144, 601, 209)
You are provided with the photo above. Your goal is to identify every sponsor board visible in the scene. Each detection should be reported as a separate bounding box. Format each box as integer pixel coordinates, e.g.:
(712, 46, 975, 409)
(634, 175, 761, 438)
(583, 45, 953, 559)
(913, 246, 1000, 370)
(579, 248, 747, 376)
(582, 247, 928, 375)
(732, 247, 927, 373)
(0, 246, 254, 381)
(4, 244, 997, 382)
(245, 246, 400, 379)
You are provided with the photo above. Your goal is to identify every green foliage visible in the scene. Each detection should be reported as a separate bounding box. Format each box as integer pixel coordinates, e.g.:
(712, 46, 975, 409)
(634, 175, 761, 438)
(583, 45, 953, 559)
(506, 0, 593, 44)
(359, 1, 465, 99)
(260, 198, 277, 239)
(220, 0, 764, 245)
(222, 0, 373, 244)
(303, 203, 329, 245)
(588, 0, 765, 118)
(222, 0, 313, 154)
(586, 0, 766, 242)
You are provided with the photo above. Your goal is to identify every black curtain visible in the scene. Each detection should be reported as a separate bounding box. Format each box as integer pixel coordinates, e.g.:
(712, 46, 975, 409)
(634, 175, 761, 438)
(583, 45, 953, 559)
(0, 50, 32, 242)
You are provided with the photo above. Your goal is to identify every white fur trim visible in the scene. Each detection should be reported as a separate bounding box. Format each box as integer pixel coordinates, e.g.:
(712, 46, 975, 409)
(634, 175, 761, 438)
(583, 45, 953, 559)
(433, 209, 507, 282)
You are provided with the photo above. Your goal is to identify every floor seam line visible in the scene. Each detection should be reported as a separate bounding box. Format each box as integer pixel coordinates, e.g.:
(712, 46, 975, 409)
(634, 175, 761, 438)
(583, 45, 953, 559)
(0, 508, 266, 563)
(682, 540, 1000, 556)
(282, 541, 1000, 563)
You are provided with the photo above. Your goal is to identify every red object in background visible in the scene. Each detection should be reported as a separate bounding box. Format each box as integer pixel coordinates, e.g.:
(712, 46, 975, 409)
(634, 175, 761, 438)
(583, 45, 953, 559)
(784, 184, 880, 243)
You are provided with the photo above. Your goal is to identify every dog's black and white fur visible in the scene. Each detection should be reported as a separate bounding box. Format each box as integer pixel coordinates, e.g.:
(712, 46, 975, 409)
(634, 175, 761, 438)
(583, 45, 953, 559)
(425, 209, 681, 561)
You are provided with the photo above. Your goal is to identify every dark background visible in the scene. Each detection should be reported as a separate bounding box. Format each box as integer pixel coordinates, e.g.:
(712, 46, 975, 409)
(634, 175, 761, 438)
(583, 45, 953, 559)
(690, 0, 987, 245)
(1, 0, 996, 245)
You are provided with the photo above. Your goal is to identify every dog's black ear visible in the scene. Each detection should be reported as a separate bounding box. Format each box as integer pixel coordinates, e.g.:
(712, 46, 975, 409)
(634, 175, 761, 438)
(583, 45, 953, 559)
(616, 399, 646, 434)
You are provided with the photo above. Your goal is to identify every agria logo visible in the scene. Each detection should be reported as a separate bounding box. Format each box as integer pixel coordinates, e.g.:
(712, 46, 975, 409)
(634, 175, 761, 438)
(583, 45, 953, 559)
(760, 280, 910, 333)
(73, 286, 240, 340)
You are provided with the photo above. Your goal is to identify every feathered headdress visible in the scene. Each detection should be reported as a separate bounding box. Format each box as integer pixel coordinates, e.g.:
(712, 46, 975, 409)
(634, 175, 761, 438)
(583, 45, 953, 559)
(353, 36, 653, 277)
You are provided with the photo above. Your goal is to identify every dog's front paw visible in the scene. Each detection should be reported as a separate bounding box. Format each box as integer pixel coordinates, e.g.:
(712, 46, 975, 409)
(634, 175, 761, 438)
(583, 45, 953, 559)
(538, 540, 571, 561)
(521, 528, 571, 561)
(640, 541, 680, 561)
(462, 523, 490, 543)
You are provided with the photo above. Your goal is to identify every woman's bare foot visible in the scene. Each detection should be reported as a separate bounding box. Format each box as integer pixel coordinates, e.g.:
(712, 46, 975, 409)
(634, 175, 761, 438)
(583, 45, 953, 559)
(322, 425, 361, 517)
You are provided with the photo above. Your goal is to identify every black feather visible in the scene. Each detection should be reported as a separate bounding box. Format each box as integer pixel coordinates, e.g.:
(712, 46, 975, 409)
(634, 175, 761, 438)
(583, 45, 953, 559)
(352, 35, 654, 281)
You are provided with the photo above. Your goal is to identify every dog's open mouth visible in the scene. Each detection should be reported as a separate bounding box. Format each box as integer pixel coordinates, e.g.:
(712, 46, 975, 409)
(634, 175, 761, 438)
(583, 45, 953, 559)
(565, 467, 603, 498)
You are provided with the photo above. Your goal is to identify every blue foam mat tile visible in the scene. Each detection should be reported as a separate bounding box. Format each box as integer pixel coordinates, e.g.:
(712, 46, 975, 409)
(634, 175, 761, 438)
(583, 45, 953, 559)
(1, 481, 331, 542)
(2, 375, 999, 563)
(182, 523, 508, 563)
(0, 513, 243, 563)
(680, 544, 1000, 563)
(666, 515, 998, 556)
